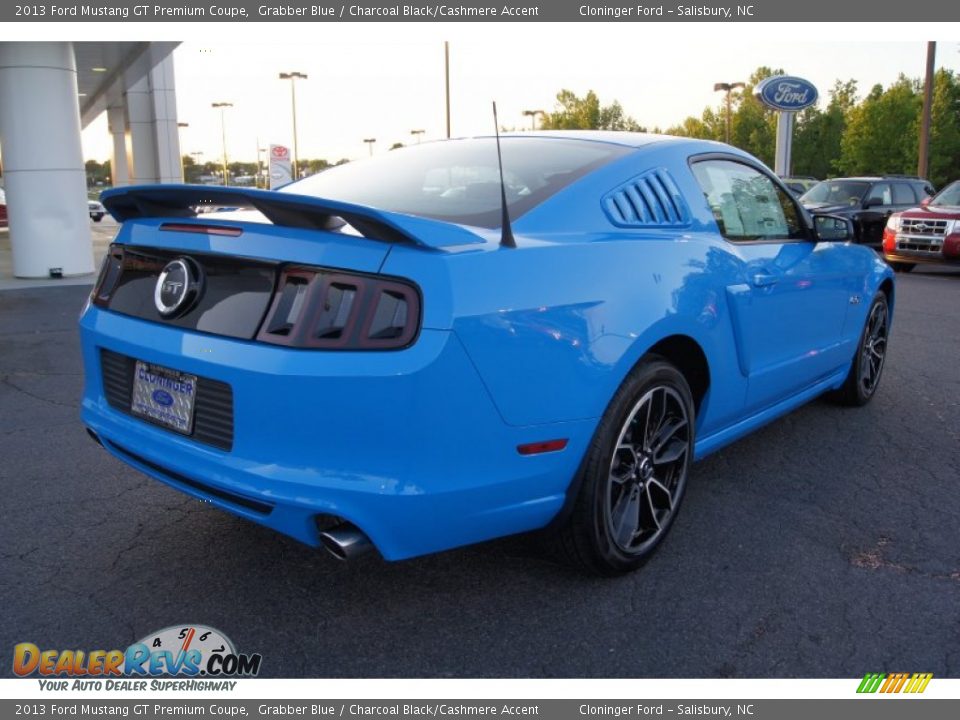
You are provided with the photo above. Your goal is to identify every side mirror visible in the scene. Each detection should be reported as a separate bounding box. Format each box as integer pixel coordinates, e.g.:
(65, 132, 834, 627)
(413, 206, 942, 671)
(863, 197, 883, 209)
(813, 214, 854, 242)
(920, 196, 932, 207)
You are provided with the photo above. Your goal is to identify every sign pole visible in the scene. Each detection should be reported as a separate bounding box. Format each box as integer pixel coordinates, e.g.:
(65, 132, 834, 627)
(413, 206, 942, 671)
(755, 75, 817, 178)
(774, 111, 794, 177)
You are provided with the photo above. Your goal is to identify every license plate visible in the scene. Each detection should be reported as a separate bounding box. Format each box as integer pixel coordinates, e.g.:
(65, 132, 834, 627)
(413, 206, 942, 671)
(131, 361, 197, 434)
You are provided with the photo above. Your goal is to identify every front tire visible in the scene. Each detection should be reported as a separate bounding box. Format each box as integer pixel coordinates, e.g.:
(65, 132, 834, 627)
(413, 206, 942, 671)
(557, 357, 695, 575)
(831, 292, 890, 406)
(889, 262, 914, 273)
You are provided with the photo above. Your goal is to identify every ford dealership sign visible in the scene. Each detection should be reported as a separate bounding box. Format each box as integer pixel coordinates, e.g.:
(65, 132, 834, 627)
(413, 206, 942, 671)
(755, 76, 818, 112)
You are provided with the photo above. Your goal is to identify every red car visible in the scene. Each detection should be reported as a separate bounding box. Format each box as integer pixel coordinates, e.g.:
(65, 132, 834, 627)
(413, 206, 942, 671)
(0, 188, 7, 228)
(884, 180, 960, 271)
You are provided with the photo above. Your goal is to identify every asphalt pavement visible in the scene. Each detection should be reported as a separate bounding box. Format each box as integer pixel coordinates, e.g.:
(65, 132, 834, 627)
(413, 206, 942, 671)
(1, 267, 958, 678)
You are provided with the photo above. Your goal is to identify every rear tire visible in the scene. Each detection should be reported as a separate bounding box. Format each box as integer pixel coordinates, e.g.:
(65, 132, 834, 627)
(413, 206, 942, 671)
(830, 292, 890, 407)
(556, 356, 695, 575)
(889, 262, 914, 273)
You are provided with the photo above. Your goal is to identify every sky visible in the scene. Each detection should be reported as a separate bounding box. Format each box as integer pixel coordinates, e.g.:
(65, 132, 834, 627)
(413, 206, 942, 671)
(79, 38, 960, 166)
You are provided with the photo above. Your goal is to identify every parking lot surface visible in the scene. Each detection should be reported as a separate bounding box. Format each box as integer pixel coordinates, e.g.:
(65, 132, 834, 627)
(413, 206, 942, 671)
(1, 267, 958, 678)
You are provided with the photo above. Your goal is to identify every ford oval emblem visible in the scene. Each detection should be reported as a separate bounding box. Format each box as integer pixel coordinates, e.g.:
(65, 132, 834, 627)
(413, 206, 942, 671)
(152, 389, 174, 407)
(755, 75, 819, 112)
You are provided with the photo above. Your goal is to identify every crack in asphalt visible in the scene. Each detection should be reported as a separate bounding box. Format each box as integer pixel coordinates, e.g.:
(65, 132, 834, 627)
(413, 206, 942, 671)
(1, 374, 77, 408)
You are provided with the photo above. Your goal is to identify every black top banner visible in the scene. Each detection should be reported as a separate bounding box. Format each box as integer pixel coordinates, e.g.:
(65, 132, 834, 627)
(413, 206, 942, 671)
(5, 0, 960, 22)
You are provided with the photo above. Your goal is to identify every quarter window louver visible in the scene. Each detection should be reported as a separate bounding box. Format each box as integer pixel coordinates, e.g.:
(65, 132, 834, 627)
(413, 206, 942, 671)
(602, 169, 690, 228)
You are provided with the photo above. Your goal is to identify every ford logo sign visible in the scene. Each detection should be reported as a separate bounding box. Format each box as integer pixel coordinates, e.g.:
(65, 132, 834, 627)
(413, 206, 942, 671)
(152, 389, 174, 407)
(755, 76, 818, 112)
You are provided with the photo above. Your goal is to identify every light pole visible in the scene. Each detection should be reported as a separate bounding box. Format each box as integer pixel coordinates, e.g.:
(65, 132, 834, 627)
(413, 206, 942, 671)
(256, 140, 267, 188)
(444, 41, 451, 139)
(211, 102, 233, 185)
(522, 109, 545, 130)
(918, 42, 936, 179)
(279, 71, 307, 180)
(363, 138, 377, 157)
(713, 82, 744, 144)
(188, 151, 203, 183)
(410, 129, 425, 143)
(176, 122, 189, 181)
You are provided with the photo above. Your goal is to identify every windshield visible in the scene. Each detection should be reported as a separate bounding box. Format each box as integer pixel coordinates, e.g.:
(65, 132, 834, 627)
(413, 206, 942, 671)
(284, 137, 630, 228)
(800, 180, 870, 206)
(931, 181, 960, 208)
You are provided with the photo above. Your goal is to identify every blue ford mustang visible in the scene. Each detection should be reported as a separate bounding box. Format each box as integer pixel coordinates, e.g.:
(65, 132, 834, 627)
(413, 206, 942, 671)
(80, 132, 893, 574)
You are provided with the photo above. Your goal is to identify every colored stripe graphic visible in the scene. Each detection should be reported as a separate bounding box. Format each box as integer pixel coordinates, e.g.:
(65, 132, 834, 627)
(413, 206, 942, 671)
(857, 673, 885, 693)
(857, 672, 932, 694)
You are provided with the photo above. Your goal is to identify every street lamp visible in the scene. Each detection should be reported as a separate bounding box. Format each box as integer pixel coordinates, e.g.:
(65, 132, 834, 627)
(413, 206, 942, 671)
(176, 122, 189, 181)
(713, 82, 744, 144)
(363, 138, 376, 157)
(211, 102, 233, 185)
(278, 71, 308, 180)
(256, 140, 267, 188)
(521, 109, 545, 130)
(410, 129, 425, 143)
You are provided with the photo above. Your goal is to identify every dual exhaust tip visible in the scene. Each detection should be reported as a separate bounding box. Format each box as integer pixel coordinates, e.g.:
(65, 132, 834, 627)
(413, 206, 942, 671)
(317, 522, 373, 562)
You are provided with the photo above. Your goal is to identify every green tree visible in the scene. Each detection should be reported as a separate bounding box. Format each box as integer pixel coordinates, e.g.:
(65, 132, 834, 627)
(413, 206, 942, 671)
(927, 69, 960, 189)
(726, 67, 783, 166)
(182, 154, 204, 184)
(838, 75, 921, 176)
(303, 158, 332, 175)
(541, 89, 645, 131)
(792, 79, 857, 179)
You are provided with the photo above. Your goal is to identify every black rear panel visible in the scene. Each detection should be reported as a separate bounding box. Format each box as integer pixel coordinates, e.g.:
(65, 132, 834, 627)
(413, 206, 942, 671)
(104, 246, 276, 340)
(100, 349, 234, 451)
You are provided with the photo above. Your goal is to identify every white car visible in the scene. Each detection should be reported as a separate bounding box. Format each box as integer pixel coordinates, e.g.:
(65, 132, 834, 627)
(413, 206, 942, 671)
(89, 200, 105, 222)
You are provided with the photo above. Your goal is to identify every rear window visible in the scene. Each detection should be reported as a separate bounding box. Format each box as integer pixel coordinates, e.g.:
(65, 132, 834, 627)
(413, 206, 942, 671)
(285, 138, 630, 228)
(801, 180, 869, 206)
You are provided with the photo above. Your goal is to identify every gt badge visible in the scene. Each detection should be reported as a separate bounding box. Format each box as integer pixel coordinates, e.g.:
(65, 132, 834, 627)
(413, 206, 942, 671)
(155, 258, 204, 318)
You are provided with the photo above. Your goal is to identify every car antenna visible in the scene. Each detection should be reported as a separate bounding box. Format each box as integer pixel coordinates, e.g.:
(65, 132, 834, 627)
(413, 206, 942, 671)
(492, 101, 516, 248)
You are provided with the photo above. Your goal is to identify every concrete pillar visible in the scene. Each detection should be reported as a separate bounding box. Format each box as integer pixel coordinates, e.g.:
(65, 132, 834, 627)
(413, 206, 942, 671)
(0, 42, 94, 278)
(124, 54, 181, 184)
(149, 54, 182, 183)
(107, 104, 130, 187)
(125, 75, 158, 184)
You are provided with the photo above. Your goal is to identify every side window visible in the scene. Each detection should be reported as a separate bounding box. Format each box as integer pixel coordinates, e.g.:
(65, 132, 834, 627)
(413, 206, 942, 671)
(866, 183, 892, 206)
(892, 183, 915, 205)
(691, 159, 805, 241)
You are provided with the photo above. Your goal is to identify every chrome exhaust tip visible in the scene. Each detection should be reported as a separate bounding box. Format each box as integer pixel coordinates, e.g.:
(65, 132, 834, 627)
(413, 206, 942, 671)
(318, 524, 372, 561)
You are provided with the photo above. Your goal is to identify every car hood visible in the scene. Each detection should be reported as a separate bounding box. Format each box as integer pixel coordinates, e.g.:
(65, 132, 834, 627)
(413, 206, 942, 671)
(900, 205, 960, 219)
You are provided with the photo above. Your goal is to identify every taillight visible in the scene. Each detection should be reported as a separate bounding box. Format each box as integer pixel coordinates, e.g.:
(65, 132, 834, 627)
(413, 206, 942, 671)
(91, 246, 124, 307)
(257, 266, 421, 350)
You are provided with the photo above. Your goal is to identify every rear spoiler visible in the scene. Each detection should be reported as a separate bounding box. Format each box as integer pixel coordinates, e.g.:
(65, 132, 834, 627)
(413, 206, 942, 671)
(100, 184, 488, 249)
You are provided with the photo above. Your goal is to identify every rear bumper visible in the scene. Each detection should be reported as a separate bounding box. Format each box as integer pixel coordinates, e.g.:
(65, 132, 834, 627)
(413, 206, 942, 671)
(79, 307, 595, 560)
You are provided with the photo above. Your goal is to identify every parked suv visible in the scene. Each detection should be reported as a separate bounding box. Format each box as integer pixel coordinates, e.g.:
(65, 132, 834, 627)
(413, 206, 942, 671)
(883, 179, 960, 272)
(800, 176, 935, 248)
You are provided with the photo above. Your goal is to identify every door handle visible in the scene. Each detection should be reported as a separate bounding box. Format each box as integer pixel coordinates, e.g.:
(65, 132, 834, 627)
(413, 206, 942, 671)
(751, 272, 780, 288)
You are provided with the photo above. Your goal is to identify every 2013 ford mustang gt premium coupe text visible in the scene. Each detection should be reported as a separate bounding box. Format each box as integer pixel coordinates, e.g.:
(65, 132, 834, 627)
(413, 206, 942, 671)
(80, 132, 894, 575)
